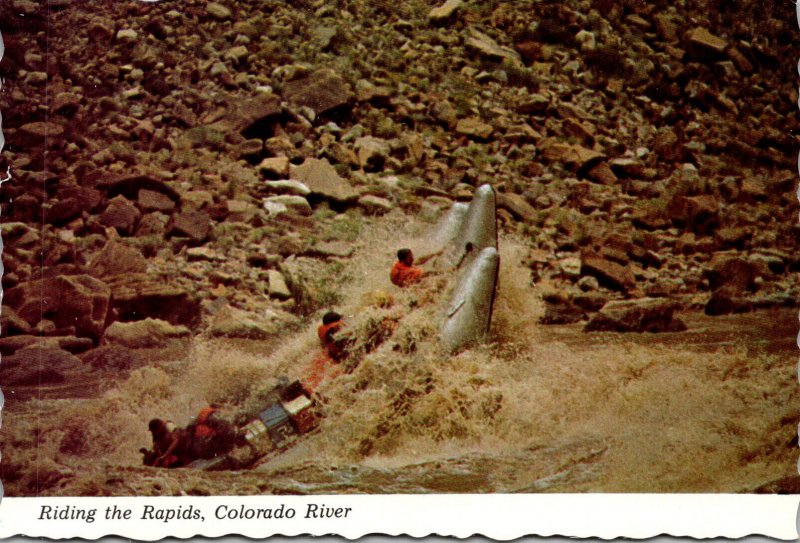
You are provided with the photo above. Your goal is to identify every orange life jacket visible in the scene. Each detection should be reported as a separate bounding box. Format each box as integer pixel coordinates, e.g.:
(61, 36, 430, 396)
(318, 321, 343, 347)
(318, 320, 345, 360)
(194, 407, 217, 438)
(391, 261, 423, 287)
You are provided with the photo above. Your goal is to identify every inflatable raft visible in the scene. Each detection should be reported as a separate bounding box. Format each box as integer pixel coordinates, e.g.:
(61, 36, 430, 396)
(435, 184, 500, 352)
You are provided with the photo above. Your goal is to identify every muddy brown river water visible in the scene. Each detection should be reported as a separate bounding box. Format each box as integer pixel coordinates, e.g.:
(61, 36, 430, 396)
(3, 234, 797, 496)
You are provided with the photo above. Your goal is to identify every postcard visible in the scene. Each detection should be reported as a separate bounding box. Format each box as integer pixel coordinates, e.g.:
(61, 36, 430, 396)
(0, 0, 797, 539)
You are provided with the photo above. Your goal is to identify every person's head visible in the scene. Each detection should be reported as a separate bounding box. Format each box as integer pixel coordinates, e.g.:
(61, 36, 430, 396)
(148, 418, 167, 438)
(397, 248, 413, 265)
(322, 311, 342, 325)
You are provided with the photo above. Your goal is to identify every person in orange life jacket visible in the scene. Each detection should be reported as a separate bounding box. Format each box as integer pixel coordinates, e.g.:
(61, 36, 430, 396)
(390, 248, 448, 287)
(317, 311, 348, 361)
(187, 405, 235, 460)
(391, 249, 425, 287)
(145, 418, 192, 468)
(304, 312, 347, 392)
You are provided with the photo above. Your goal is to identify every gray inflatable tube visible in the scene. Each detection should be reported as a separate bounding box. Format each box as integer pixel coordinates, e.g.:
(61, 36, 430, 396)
(440, 246, 500, 353)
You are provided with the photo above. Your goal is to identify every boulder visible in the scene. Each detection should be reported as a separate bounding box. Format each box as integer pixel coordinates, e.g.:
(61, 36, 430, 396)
(282, 69, 354, 116)
(0, 335, 40, 355)
(5, 275, 111, 342)
(354, 136, 391, 171)
(267, 270, 292, 300)
(609, 157, 646, 178)
(186, 247, 225, 262)
(225, 199, 259, 223)
(40, 336, 94, 354)
(652, 127, 683, 162)
(205, 2, 232, 20)
(137, 188, 176, 213)
(541, 141, 604, 171)
(103, 274, 202, 329)
(209, 93, 282, 135)
(455, 118, 494, 140)
(17, 121, 64, 147)
(235, 138, 264, 160)
(136, 212, 169, 237)
(667, 194, 719, 234)
(116, 28, 138, 42)
(1, 305, 33, 335)
(1, 346, 84, 386)
(92, 172, 181, 203)
(580, 251, 636, 291)
(100, 195, 141, 236)
(290, 158, 359, 202)
(573, 291, 609, 311)
(167, 210, 211, 243)
(264, 179, 311, 196)
(704, 285, 752, 316)
(207, 305, 297, 339)
(103, 318, 190, 349)
(88, 240, 148, 278)
(584, 298, 686, 333)
(358, 194, 394, 215)
(688, 27, 727, 55)
(428, 0, 462, 23)
(52, 91, 82, 116)
(57, 185, 104, 210)
(80, 344, 143, 370)
(46, 197, 83, 225)
(498, 192, 537, 223)
(9, 193, 41, 222)
(258, 157, 291, 179)
(585, 162, 617, 184)
(706, 257, 763, 292)
(466, 29, 521, 63)
(541, 300, 585, 324)
(263, 195, 312, 216)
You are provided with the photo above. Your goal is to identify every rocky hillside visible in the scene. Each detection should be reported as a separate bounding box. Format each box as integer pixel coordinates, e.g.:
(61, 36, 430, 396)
(0, 0, 797, 372)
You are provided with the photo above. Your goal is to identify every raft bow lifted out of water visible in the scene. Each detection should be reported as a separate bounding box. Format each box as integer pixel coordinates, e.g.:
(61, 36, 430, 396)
(437, 184, 500, 353)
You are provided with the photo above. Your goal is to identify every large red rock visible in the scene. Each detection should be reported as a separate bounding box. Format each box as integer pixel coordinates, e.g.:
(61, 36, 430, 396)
(687, 27, 728, 55)
(282, 69, 354, 116)
(209, 93, 283, 135)
(704, 285, 752, 316)
(80, 344, 143, 370)
(667, 194, 719, 234)
(1, 305, 33, 335)
(137, 188, 176, 213)
(100, 195, 141, 236)
(1, 346, 83, 386)
(5, 275, 111, 342)
(9, 193, 41, 222)
(46, 197, 83, 225)
(706, 257, 763, 292)
(56, 186, 104, 211)
(167, 210, 211, 243)
(498, 193, 537, 223)
(103, 318, 190, 349)
(87, 240, 148, 278)
(290, 158, 359, 203)
(17, 121, 64, 147)
(103, 273, 202, 328)
(580, 251, 636, 291)
(584, 298, 686, 333)
(91, 172, 181, 203)
(0, 335, 93, 356)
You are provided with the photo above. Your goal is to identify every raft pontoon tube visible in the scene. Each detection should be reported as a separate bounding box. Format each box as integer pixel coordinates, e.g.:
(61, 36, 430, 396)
(438, 184, 500, 352)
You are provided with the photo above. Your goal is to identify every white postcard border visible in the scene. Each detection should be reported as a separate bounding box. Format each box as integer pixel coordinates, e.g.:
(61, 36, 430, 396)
(0, 494, 796, 540)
